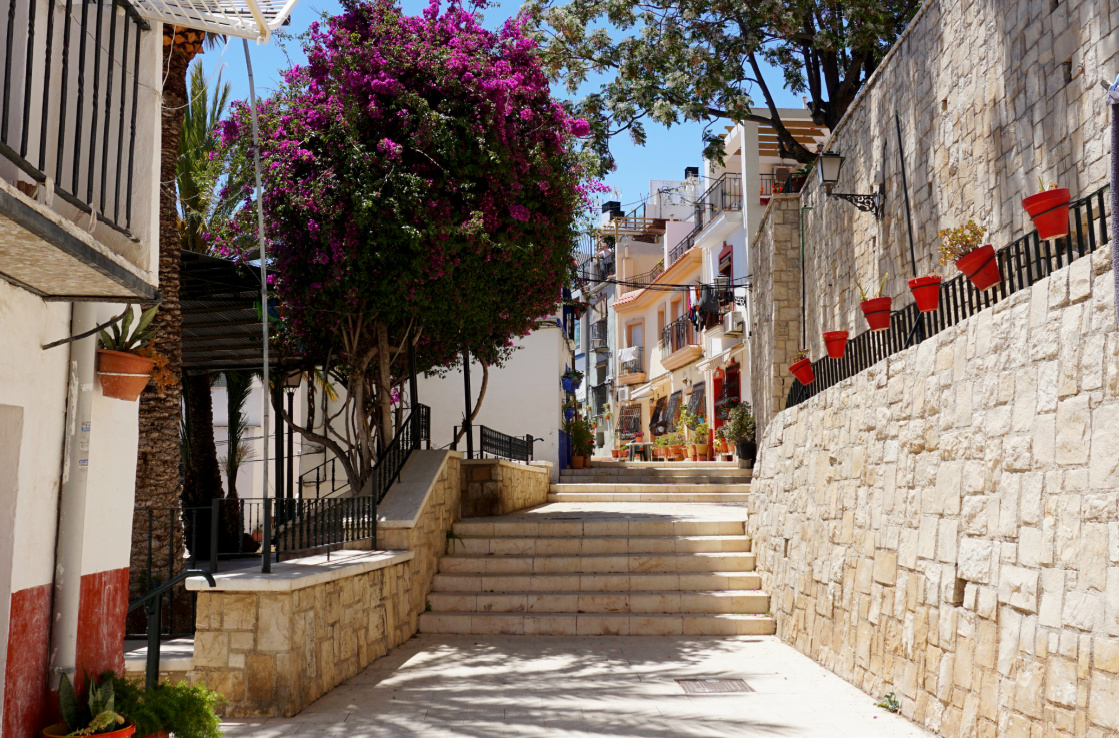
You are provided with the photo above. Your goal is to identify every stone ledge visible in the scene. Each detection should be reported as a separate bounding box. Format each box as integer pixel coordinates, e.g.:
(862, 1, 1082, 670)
(462, 458, 551, 476)
(378, 450, 463, 529)
(184, 550, 413, 593)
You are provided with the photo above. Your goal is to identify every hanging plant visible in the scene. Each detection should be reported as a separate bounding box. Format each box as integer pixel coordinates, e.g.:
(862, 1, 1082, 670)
(1022, 178, 1071, 240)
(939, 221, 1001, 291)
(788, 348, 815, 385)
(908, 274, 942, 313)
(856, 274, 892, 331)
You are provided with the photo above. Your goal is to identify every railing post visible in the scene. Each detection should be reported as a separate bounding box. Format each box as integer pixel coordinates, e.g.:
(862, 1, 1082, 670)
(262, 497, 272, 573)
(144, 595, 161, 689)
(525, 434, 534, 461)
(209, 499, 220, 574)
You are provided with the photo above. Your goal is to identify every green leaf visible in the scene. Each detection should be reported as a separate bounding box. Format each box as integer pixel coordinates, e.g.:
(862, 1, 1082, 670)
(118, 306, 135, 345)
(98, 330, 115, 351)
(59, 673, 81, 731)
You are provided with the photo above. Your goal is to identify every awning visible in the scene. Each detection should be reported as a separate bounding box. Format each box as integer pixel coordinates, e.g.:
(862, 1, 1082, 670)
(629, 372, 670, 400)
(697, 342, 744, 372)
(181, 251, 278, 373)
(132, 0, 299, 41)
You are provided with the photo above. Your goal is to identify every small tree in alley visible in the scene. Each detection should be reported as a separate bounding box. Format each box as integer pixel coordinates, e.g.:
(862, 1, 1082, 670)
(214, 0, 596, 495)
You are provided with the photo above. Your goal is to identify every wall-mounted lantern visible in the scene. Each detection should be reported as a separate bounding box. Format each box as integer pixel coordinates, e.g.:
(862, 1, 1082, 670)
(817, 150, 884, 220)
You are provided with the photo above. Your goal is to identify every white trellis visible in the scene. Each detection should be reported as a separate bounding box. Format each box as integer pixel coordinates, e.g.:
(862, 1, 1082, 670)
(131, 0, 299, 42)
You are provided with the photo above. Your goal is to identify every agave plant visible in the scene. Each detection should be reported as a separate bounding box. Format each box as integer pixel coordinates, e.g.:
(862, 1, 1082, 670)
(98, 304, 159, 354)
(59, 671, 127, 735)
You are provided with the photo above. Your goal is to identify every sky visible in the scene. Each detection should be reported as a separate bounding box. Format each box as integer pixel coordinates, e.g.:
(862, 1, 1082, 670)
(197, 0, 803, 212)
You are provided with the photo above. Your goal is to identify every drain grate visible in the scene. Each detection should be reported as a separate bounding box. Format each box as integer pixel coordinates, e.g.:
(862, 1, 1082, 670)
(676, 678, 752, 694)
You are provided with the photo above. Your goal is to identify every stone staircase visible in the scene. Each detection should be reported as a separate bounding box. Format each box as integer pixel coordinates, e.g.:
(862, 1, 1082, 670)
(549, 461, 753, 503)
(419, 462, 775, 636)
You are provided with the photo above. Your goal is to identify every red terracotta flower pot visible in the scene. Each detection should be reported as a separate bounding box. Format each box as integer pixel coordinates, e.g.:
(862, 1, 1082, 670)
(822, 330, 849, 359)
(954, 244, 1002, 291)
(789, 358, 815, 385)
(859, 297, 893, 331)
(97, 349, 155, 402)
(908, 276, 943, 313)
(43, 724, 136, 738)
(1022, 188, 1070, 240)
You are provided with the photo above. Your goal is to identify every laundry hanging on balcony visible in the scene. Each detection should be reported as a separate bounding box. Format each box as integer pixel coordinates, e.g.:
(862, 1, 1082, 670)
(618, 346, 641, 363)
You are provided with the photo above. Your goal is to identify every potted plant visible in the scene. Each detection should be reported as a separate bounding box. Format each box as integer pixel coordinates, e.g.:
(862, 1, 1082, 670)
(714, 428, 729, 454)
(822, 330, 848, 359)
(939, 221, 1001, 291)
(563, 399, 576, 421)
(252, 523, 263, 543)
(43, 672, 133, 737)
(1022, 178, 1071, 240)
(789, 349, 815, 385)
(561, 368, 584, 392)
(97, 305, 160, 402)
(109, 674, 223, 738)
(693, 422, 710, 459)
(722, 403, 757, 469)
(565, 416, 594, 469)
(908, 273, 942, 313)
(856, 274, 892, 331)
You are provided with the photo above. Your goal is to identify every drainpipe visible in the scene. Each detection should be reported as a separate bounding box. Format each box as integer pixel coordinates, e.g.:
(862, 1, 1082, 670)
(48, 302, 98, 688)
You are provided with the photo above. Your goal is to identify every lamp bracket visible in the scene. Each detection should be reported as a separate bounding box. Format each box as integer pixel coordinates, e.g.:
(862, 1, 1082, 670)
(829, 191, 884, 220)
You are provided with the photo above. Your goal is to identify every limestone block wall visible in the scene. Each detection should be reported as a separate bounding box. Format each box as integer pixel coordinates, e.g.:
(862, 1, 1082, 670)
(748, 194, 802, 443)
(747, 244, 1119, 737)
(460, 459, 551, 518)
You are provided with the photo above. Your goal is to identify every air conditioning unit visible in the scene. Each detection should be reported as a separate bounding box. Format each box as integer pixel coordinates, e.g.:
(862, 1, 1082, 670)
(618, 387, 631, 401)
(723, 311, 745, 337)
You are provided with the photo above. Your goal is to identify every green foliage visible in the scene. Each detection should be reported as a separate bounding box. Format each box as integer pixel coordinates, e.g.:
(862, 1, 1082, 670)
(525, 0, 923, 170)
(877, 691, 900, 713)
(693, 422, 709, 440)
(678, 407, 702, 432)
(565, 415, 595, 456)
(855, 273, 889, 301)
(110, 675, 224, 738)
(59, 671, 127, 735)
(937, 221, 987, 264)
(722, 403, 756, 444)
(98, 304, 159, 354)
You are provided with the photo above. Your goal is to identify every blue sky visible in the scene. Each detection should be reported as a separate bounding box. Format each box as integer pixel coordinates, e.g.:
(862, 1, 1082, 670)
(197, 0, 802, 211)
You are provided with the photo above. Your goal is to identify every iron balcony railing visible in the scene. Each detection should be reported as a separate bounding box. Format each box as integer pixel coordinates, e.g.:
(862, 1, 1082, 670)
(590, 319, 608, 343)
(759, 172, 808, 199)
(479, 426, 535, 462)
(619, 346, 644, 376)
(660, 316, 695, 355)
(592, 383, 609, 411)
(786, 184, 1111, 410)
(628, 262, 664, 291)
(1, 0, 150, 236)
(667, 174, 744, 266)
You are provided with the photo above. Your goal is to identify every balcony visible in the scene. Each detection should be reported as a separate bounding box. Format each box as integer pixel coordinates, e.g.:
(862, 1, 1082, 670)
(617, 346, 645, 386)
(759, 172, 807, 205)
(667, 174, 743, 267)
(0, 0, 158, 300)
(659, 317, 702, 371)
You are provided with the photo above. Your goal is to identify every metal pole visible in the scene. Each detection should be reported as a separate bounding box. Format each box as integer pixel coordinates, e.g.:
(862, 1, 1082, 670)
(799, 206, 811, 349)
(463, 351, 473, 459)
(286, 389, 294, 499)
(895, 111, 923, 342)
(408, 338, 419, 415)
(243, 39, 271, 573)
(144, 597, 161, 689)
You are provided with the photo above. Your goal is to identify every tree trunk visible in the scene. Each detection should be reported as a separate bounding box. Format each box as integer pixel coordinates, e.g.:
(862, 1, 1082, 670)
(129, 34, 200, 601)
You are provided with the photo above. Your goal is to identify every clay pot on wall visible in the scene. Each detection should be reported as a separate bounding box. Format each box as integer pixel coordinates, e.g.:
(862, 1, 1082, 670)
(859, 297, 893, 332)
(1022, 188, 1071, 240)
(908, 276, 943, 313)
(954, 245, 1002, 291)
(822, 331, 849, 359)
(97, 350, 155, 401)
(789, 358, 815, 385)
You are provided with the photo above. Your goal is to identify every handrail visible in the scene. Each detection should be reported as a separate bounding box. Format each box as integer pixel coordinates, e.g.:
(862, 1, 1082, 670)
(128, 570, 216, 689)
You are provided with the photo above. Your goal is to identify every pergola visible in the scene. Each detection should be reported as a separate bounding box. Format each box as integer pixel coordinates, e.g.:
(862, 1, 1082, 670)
(131, 0, 298, 42)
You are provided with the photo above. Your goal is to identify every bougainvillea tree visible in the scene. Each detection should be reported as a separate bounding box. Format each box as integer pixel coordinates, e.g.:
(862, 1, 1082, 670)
(214, 0, 596, 495)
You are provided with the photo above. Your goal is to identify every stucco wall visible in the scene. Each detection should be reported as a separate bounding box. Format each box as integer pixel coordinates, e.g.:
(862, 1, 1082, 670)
(747, 244, 1119, 736)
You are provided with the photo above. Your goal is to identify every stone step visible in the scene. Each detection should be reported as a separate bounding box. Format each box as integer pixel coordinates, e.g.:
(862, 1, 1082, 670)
(437, 552, 756, 575)
(418, 611, 777, 636)
(431, 571, 763, 592)
(427, 590, 770, 614)
(452, 518, 746, 538)
(561, 466, 752, 477)
(587, 461, 743, 469)
(547, 492, 751, 503)
(549, 483, 749, 494)
(445, 534, 752, 556)
(557, 474, 751, 484)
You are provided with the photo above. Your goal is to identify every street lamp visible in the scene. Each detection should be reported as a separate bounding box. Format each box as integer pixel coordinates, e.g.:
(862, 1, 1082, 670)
(816, 150, 884, 220)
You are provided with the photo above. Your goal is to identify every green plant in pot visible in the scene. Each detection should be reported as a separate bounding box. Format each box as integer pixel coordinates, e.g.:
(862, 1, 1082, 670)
(722, 403, 757, 469)
(43, 671, 131, 737)
(564, 416, 594, 468)
(110, 675, 224, 738)
(97, 304, 164, 402)
(693, 421, 710, 459)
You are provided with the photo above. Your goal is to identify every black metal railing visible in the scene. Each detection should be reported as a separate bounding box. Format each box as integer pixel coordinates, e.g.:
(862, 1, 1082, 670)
(786, 184, 1111, 409)
(370, 403, 430, 504)
(619, 346, 644, 375)
(129, 507, 208, 640)
(660, 316, 695, 355)
(298, 456, 350, 498)
(759, 172, 808, 199)
(628, 262, 665, 290)
(1, 0, 149, 236)
(129, 570, 215, 689)
(596, 254, 615, 282)
(479, 426, 535, 462)
(667, 174, 744, 266)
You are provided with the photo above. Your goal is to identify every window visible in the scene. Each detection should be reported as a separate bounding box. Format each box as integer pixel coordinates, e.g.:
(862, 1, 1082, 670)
(618, 404, 643, 437)
(687, 382, 706, 420)
(664, 391, 683, 432)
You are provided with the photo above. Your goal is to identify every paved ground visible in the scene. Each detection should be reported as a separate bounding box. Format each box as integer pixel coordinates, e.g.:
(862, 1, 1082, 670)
(220, 635, 931, 737)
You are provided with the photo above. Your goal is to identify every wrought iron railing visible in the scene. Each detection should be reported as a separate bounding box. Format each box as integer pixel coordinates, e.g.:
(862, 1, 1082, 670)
(660, 316, 695, 355)
(628, 262, 664, 290)
(129, 569, 214, 689)
(786, 185, 1111, 410)
(1, 0, 150, 236)
(371, 403, 430, 504)
(299, 456, 350, 498)
(128, 507, 207, 640)
(619, 346, 644, 375)
(667, 174, 744, 266)
(479, 426, 535, 462)
(760, 172, 807, 198)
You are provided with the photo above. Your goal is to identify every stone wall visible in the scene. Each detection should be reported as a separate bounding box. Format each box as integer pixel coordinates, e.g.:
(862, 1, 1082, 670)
(459, 459, 551, 518)
(748, 194, 802, 443)
(190, 451, 464, 717)
(748, 0, 1117, 432)
(747, 244, 1119, 736)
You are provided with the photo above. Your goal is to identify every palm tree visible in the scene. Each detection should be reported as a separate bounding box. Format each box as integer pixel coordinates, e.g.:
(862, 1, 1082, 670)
(130, 27, 218, 595)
